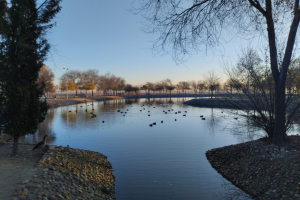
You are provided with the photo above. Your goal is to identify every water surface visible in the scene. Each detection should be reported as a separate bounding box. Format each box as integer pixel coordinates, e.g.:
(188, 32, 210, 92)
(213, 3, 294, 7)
(23, 98, 267, 199)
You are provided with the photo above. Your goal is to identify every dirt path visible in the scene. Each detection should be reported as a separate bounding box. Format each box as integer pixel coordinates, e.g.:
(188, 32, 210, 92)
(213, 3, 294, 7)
(0, 143, 43, 200)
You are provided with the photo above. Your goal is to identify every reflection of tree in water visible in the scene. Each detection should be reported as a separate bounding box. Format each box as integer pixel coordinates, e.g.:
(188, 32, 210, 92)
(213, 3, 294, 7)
(209, 108, 217, 134)
(59, 100, 131, 124)
(214, 177, 252, 200)
(19, 108, 56, 144)
(167, 98, 174, 104)
(125, 99, 140, 104)
(220, 109, 267, 143)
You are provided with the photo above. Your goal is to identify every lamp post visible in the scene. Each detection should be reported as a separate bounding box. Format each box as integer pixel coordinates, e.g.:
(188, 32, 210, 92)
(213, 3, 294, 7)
(63, 68, 69, 99)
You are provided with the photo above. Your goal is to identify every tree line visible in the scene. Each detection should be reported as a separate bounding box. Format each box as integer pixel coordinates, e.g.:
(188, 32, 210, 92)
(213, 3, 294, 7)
(56, 69, 223, 97)
(59, 70, 125, 96)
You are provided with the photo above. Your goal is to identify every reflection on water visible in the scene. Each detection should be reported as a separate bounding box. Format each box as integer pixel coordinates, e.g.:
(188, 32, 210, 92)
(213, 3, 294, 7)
(20, 97, 280, 199)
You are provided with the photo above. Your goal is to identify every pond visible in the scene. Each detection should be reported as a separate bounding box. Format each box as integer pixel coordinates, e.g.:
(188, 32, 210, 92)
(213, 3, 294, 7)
(21, 97, 272, 199)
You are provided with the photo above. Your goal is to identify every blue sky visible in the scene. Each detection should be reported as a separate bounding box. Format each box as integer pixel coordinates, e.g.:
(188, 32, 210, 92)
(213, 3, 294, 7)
(44, 0, 250, 86)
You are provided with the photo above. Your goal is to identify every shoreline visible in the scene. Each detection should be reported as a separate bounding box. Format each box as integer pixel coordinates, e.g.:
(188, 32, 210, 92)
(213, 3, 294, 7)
(183, 98, 255, 110)
(206, 136, 300, 199)
(185, 97, 300, 198)
(0, 143, 115, 200)
(18, 145, 115, 199)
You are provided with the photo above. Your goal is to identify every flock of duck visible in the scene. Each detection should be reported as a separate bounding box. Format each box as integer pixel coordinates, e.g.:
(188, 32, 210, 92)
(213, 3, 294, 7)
(117, 103, 206, 127)
(67, 102, 207, 126)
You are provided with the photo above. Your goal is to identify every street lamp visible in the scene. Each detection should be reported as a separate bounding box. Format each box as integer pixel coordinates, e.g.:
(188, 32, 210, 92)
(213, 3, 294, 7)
(63, 68, 69, 99)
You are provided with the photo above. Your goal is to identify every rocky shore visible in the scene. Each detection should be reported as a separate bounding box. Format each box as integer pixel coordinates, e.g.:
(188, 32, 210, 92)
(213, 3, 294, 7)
(206, 136, 300, 199)
(12, 145, 115, 200)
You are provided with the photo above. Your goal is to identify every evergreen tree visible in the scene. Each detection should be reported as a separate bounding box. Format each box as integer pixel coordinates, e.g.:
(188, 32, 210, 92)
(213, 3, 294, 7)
(0, 0, 62, 155)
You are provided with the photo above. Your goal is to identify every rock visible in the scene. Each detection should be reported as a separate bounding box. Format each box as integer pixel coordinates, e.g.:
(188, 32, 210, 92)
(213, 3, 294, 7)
(12, 145, 116, 200)
(206, 136, 300, 199)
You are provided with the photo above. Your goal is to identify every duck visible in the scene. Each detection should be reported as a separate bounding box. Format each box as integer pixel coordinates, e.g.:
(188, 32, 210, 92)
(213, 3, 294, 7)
(33, 135, 48, 154)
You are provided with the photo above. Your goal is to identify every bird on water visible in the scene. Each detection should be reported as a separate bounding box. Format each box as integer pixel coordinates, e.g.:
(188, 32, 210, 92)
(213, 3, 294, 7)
(33, 135, 48, 154)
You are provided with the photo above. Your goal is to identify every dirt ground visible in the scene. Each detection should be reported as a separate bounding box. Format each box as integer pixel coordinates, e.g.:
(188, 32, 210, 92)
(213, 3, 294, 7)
(0, 143, 44, 200)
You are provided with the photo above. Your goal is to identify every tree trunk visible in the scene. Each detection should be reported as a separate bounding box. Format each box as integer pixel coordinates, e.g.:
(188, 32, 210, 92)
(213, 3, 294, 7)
(273, 81, 286, 144)
(92, 90, 93, 96)
(12, 136, 19, 155)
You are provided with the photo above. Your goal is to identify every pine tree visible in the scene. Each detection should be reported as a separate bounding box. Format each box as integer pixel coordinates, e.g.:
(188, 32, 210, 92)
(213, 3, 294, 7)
(0, 0, 62, 155)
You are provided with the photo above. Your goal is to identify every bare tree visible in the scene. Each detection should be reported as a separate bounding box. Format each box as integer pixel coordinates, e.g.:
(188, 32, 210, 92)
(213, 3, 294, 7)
(190, 80, 198, 94)
(197, 80, 206, 94)
(124, 84, 140, 95)
(82, 69, 99, 96)
(163, 79, 176, 94)
(98, 72, 115, 95)
(224, 79, 236, 94)
(161, 78, 172, 94)
(177, 81, 190, 94)
(60, 70, 82, 96)
(116, 77, 126, 95)
(224, 48, 300, 139)
(136, 0, 300, 144)
(145, 82, 155, 93)
(204, 71, 220, 99)
(155, 82, 164, 94)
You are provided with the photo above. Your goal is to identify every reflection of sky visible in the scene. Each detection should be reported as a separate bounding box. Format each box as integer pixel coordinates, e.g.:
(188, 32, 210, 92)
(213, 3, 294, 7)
(28, 97, 283, 199)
